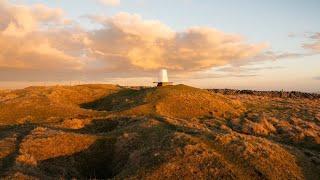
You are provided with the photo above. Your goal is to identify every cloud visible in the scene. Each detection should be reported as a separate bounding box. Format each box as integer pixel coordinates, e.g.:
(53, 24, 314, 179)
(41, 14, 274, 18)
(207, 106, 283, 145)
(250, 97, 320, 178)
(249, 51, 311, 63)
(302, 32, 320, 52)
(0, 1, 292, 82)
(86, 12, 268, 74)
(97, 0, 120, 6)
(0, 1, 66, 36)
(182, 73, 257, 80)
(303, 42, 320, 52)
(215, 65, 283, 73)
(309, 32, 320, 39)
(0, 0, 85, 73)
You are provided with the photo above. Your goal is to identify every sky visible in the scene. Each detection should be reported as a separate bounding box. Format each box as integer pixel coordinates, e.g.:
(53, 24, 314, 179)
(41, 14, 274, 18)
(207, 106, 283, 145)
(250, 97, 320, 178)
(0, 0, 320, 91)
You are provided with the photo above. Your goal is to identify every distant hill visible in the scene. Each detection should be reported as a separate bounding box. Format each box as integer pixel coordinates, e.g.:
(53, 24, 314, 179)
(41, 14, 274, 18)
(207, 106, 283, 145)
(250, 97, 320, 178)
(0, 84, 319, 179)
(208, 89, 320, 99)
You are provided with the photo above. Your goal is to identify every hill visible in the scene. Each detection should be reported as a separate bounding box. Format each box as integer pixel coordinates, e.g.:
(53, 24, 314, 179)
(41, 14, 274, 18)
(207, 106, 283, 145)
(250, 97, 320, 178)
(83, 85, 244, 119)
(0, 84, 120, 125)
(0, 84, 319, 179)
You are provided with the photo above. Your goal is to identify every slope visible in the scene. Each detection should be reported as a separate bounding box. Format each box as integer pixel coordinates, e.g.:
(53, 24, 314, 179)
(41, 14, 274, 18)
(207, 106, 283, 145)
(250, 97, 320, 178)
(83, 84, 245, 119)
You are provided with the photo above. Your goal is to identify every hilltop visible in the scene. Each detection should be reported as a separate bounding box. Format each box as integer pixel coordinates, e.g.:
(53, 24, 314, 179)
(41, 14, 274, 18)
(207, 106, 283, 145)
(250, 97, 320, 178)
(83, 85, 244, 119)
(0, 84, 319, 179)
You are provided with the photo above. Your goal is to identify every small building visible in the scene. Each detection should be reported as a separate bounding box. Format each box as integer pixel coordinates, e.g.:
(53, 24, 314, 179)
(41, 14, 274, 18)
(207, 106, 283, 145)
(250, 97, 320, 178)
(154, 69, 173, 87)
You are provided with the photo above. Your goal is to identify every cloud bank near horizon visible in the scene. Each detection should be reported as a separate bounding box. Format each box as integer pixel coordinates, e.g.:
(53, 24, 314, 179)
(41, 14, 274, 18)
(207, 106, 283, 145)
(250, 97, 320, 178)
(0, 0, 315, 82)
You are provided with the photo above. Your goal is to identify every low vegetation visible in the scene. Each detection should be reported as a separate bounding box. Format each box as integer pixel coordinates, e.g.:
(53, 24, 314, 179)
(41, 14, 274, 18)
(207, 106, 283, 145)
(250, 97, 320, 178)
(0, 84, 319, 179)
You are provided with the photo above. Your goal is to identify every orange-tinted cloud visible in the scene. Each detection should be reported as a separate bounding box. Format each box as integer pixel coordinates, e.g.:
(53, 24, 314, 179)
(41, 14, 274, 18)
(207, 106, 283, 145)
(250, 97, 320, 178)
(0, 1, 269, 81)
(86, 13, 268, 73)
(0, 0, 84, 72)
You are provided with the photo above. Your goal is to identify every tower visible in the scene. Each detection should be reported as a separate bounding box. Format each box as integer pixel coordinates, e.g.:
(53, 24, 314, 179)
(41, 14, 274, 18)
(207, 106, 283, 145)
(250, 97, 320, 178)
(154, 69, 173, 87)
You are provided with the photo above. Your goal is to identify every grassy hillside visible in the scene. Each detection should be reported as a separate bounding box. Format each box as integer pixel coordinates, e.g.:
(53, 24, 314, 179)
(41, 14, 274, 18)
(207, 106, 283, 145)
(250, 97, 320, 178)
(83, 85, 244, 119)
(0, 84, 319, 179)
(0, 84, 120, 125)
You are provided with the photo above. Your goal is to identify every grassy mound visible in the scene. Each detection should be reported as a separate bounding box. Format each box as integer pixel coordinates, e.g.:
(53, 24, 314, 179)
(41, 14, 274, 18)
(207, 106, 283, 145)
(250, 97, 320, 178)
(0, 84, 120, 125)
(84, 85, 245, 119)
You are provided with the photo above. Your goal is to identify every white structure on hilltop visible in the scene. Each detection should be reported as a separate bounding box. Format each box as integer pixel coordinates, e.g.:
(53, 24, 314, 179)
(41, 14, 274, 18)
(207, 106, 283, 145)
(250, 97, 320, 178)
(159, 69, 169, 83)
(154, 69, 173, 87)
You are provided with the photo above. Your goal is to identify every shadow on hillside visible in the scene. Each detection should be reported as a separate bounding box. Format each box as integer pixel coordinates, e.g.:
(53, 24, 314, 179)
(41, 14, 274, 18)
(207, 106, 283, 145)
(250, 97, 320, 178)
(45, 118, 124, 135)
(0, 124, 36, 177)
(80, 88, 151, 112)
(0, 121, 120, 178)
(19, 119, 177, 179)
(1, 116, 318, 179)
(79, 119, 119, 134)
(48, 114, 320, 179)
(37, 138, 116, 179)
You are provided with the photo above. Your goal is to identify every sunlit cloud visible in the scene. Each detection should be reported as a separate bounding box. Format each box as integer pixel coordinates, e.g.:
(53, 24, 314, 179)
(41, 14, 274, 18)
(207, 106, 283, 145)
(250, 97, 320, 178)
(86, 12, 268, 73)
(96, 0, 120, 6)
(0, 0, 84, 73)
(1, 0, 305, 82)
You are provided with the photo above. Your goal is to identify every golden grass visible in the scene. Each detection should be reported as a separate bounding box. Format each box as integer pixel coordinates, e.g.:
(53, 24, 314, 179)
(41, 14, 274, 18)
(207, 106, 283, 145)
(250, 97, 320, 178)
(0, 84, 319, 179)
(17, 127, 97, 166)
(0, 84, 120, 125)
(89, 84, 245, 119)
(53, 118, 93, 130)
(214, 133, 304, 179)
